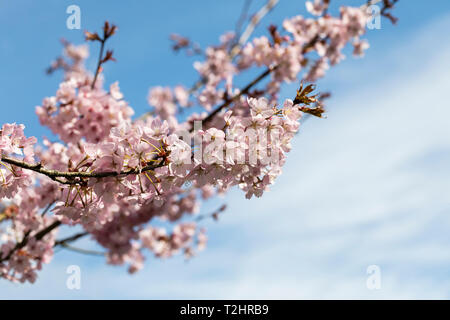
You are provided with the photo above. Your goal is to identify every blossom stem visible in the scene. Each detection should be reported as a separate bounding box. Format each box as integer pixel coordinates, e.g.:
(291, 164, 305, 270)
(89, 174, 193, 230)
(91, 39, 105, 89)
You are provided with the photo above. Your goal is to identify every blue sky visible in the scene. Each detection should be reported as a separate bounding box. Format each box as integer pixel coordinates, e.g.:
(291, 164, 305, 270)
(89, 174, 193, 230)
(1, 0, 450, 299)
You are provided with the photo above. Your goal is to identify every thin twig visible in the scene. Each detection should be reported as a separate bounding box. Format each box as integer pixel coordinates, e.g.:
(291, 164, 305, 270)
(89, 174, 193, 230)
(0, 220, 61, 263)
(54, 231, 89, 246)
(91, 39, 105, 89)
(59, 243, 105, 256)
(41, 201, 55, 217)
(234, 0, 253, 44)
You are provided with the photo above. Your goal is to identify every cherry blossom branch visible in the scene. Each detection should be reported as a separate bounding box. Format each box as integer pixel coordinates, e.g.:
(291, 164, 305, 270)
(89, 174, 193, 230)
(85, 21, 118, 89)
(197, 33, 326, 128)
(364, 0, 399, 23)
(1, 223, 91, 263)
(190, 0, 399, 130)
(91, 38, 105, 89)
(0, 225, 99, 263)
(0, 155, 166, 185)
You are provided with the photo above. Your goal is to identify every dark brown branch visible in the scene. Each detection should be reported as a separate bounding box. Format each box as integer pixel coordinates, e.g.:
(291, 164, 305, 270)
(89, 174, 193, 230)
(0, 220, 61, 263)
(54, 231, 89, 246)
(0, 14, 339, 264)
(1, 156, 166, 185)
(233, 0, 253, 46)
(58, 243, 105, 256)
(0, 224, 92, 263)
(91, 39, 105, 89)
(380, 0, 399, 24)
(88, 21, 117, 89)
(1, 4, 401, 264)
(41, 201, 55, 217)
(35, 221, 62, 240)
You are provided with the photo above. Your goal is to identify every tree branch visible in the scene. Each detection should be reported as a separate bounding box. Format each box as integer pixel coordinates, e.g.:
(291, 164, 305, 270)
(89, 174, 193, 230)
(0, 155, 166, 185)
(0, 225, 93, 263)
(194, 65, 277, 130)
(58, 243, 105, 256)
(0, 220, 61, 263)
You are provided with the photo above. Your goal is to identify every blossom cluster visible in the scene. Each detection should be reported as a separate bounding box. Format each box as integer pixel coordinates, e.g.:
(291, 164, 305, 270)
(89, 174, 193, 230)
(0, 124, 37, 199)
(36, 44, 134, 144)
(147, 85, 190, 125)
(0, 182, 59, 282)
